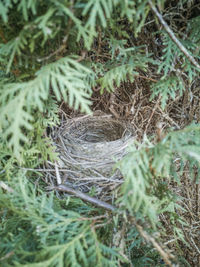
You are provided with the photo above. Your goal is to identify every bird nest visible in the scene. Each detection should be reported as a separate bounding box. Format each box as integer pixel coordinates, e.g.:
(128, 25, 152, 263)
(45, 114, 134, 201)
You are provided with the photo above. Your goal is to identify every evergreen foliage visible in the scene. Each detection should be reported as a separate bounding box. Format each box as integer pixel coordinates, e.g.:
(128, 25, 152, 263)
(0, 57, 92, 159)
(98, 45, 152, 92)
(0, 0, 200, 266)
(0, 175, 120, 266)
(118, 124, 200, 226)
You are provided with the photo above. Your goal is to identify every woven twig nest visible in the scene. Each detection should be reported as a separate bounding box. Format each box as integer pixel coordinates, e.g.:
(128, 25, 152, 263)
(46, 113, 134, 201)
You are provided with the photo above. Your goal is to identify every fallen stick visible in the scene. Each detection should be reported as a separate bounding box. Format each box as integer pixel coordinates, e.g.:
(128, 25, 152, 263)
(52, 184, 117, 212)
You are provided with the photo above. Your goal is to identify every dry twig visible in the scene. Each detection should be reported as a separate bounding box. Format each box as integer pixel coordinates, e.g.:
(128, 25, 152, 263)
(148, 0, 200, 69)
(52, 184, 116, 211)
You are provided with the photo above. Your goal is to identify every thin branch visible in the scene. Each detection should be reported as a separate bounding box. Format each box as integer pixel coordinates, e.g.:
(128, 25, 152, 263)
(137, 75, 158, 83)
(51, 184, 117, 211)
(148, 0, 200, 69)
(0, 181, 14, 193)
(144, 94, 161, 134)
(135, 223, 174, 267)
(55, 163, 62, 185)
(0, 251, 14, 262)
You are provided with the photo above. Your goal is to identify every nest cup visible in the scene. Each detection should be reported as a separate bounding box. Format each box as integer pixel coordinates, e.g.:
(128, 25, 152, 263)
(48, 114, 134, 201)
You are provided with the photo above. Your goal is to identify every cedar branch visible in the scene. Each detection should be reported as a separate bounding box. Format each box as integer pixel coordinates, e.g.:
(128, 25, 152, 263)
(148, 0, 200, 69)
